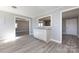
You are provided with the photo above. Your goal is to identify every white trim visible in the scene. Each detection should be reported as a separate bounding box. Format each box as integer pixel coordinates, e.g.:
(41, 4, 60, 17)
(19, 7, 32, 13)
(60, 11, 63, 44)
(62, 6, 79, 13)
(50, 39, 62, 44)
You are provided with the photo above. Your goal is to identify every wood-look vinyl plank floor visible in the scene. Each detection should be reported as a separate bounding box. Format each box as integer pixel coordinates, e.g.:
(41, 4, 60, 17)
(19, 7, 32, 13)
(0, 35, 79, 53)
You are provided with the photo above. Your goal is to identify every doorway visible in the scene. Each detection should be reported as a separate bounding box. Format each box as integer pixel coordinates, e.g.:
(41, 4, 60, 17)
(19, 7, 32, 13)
(62, 8, 79, 48)
(15, 17, 29, 37)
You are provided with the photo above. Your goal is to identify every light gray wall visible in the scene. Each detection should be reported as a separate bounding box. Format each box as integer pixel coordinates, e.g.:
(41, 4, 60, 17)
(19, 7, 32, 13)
(31, 7, 78, 43)
(31, 18, 39, 35)
(51, 10, 62, 43)
(0, 11, 32, 41)
(32, 10, 62, 43)
(0, 11, 15, 40)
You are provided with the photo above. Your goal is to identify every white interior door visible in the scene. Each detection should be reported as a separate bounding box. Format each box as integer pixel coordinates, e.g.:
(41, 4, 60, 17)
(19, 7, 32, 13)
(66, 18, 77, 35)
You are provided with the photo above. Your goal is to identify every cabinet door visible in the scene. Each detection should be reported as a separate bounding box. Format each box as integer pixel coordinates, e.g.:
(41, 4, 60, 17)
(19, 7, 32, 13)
(33, 29, 39, 39)
(37, 29, 47, 41)
(33, 29, 47, 42)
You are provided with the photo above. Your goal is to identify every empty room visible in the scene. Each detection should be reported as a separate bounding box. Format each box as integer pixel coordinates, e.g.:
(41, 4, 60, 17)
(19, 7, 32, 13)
(62, 8, 79, 52)
(0, 6, 79, 53)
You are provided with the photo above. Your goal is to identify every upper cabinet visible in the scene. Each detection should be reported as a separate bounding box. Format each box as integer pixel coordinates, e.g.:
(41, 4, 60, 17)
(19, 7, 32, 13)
(38, 16, 51, 27)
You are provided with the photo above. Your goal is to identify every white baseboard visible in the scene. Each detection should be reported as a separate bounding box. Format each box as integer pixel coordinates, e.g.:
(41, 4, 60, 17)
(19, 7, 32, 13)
(50, 39, 62, 44)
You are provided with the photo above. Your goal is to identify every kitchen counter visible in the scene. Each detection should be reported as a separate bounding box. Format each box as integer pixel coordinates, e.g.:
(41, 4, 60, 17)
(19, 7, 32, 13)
(33, 27, 51, 43)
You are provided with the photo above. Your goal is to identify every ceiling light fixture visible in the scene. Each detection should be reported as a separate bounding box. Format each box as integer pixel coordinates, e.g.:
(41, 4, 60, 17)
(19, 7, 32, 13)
(11, 6, 17, 8)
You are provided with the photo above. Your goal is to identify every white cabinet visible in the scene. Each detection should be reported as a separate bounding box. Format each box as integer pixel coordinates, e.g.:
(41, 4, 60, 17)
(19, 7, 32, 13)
(33, 28, 51, 43)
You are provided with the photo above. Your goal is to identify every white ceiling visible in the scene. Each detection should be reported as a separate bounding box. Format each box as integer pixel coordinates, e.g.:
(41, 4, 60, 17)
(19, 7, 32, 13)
(0, 6, 77, 18)
(12, 6, 61, 17)
(0, 6, 61, 18)
(63, 8, 79, 18)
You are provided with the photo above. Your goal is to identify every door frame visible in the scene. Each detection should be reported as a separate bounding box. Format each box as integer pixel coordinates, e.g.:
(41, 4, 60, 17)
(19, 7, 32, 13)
(62, 7, 79, 43)
(14, 16, 31, 37)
